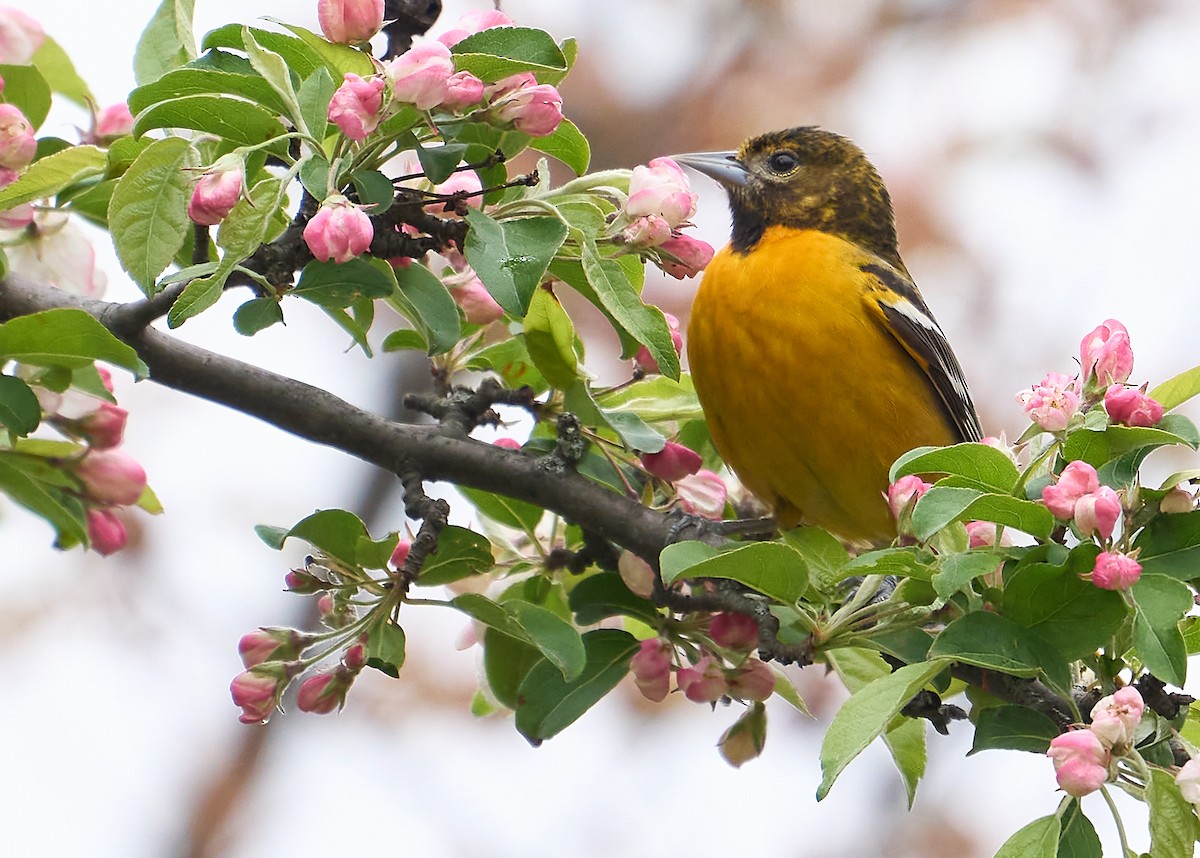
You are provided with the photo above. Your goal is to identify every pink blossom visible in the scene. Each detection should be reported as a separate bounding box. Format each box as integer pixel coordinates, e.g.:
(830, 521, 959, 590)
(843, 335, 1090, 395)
(317, 0, 384, 43)
(432, 168, 483, 208)
(617, 550, 656, 599)
(0, 103, 36, 170)
(1080, 319, 1134, 388)
(437, 8, 513, 47)
(676, 655, 728, 703)
(5, 213, 107, 296)
(966, 520, 999, 548)
(887, 474, 931, 521)
(74, 449, 147, 506)
(230, 666, 288, 724)
(86, 508, 127, 555)
(1177, 757, 1200, 807)
(1089, 687, 1144, 751)
(1016, 371, 1079, 432)
(77, 401, 128, 449)
(187, 163, 244, 226)
(1047, 729, 1110, 797)
(484, 72, 536, 100)
(634, 312, 683, 374)
(440, 71, 485, 111)
(493, 437, 521, 450)
(284, 567, 324, 594)
(238, 627, 311, 669)
(0, 166, 31, 229)
(386, 42, 455, 110)
(0, 8, 44, 64)
(327, 73, 386, 141)
(727, 658, 775, 702)
(656, 233, 715, 279)
(389, 538, 412, 569)
(1089, 551, 1142, 590)
(491, 82, 563, 136)
(676, 469, 727, 519)
(710, 612, 759, 651)
(1074, 486, 1122, 541)
(626, 157, 698, 228)
(296, 669, 350, 715)
(93, 103, 134, 140)
(629, 638, 671, 702)
(622, 214, 671, 248)
(640, 441, 702, 482)
(304, 195, 373, 263)
(1104, 384, 1164, 428)
(1041, 460, 1100, 519)
(444, 271, 503, 324)
(343, 637, 367, 670)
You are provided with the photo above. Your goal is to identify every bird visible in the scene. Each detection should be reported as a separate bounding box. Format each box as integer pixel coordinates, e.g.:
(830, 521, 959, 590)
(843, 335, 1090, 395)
(675, 127, 982, 544)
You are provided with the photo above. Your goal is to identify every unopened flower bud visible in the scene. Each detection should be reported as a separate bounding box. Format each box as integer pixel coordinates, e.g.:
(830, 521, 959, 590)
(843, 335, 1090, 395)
(284, 567, 325, 594)
(1047, 729, 1110, 797)
(237, 627, 313, 669)
(304, 194, 373, 263)
(625, 158, 697, 228)
(676, 469, 727, 520)
(1160, 486, 1195, 514)
(343, 636, 368, 670)
(296, 666, 355, 714)
(629, 638, 671, 702)
(1104, 384, 1163, 428)
(187, 161, 244, 226)
(641, 441, 702, 482)
(86, 507, 127, 555)
(1074, 486, 1122, 541)
(390, 538, 412, 569)
(440, 71, 485, 111)
(493, 437, 521, 450)
(1089, 551, 1142, 591)
(317, 0, 384, 43)
(74, 449, 147, 506)
(436, 8, 513, 47)
(1080, 319, 1134, 389)
(386, 42, 454, 110)
(1016, 371, 1079, 433)
(710, 612, 759, 651)
(887, 475, 931, 522)
(1088, 686, 1144, 752)
(676, 655, 728, 703)
(718, 703, 767, 768)
(617, 551, 656, 599)
(76, 401, 128, 450)
(328, 73, 386, 141)
(445, 273, 503, 324)
(726, 658, 775, 702)
(490, 82, 563, 137)
(93, 103, 134, 140)
(1041, 460, 1100, 519)
(0, 103, 36, 170)
(0, 8, 45, 65)
(656, 233, 715, 280)
(230, 662, 299, 725)
(1177, 757, 1200, 807)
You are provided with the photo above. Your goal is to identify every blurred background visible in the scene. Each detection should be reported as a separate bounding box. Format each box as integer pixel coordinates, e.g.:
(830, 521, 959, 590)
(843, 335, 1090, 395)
(4, 0, 1200, 855)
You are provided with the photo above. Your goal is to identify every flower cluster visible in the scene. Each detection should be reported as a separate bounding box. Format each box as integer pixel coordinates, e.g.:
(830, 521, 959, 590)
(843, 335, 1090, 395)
(1046, 687, 1144, 796)
(639, 441, 727, 519)
(628, 621, 774, 706)
(615, 158, 714, 280)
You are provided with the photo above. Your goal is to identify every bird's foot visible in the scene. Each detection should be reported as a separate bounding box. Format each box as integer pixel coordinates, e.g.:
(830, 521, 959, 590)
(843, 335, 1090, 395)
(664, 510, 778, 545)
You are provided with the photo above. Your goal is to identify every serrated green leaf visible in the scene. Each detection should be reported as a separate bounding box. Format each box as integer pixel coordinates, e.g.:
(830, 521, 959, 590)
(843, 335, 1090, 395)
(291, 258, 396, 309)
(932, 551, 1003, 599)
(929, 611, 1071, 695)
(0, 145, 107, 209)
(216, 176, 285, 260)
(594, 374, 702, 425)
(781, 526, 850, 590)
(1130, 573, 1192, 686)
(253, 523, 289, 549)
(128, 66, 290, 117)
(464, 210, 568, 317)
(416, 143, 470, 184)
(1151, 363, 1200, 413)
(416, 526, 494, 586)
(30, 36, 92, 106)
(994, 816, 1060, 858)
(366, 620, 406, 678)
(241, 27, 301, 126)
(1062, 419, 1199, 468)
(278, 508, 371, 568)
(459, 487, 543, 532)
(1147, 767, 1200, 858)
(0, 375, 41, 435)
(232, 297, 284, 335)
(390, 263, 462, 355)
(166, 273, 224, 329)
(1056, 799, 1102, 858)
(890, 442, 1020, 493)
(274, 21, 375, 78)
(523, 285, 578, 388)
(660, 541, 808, 605)
(1133, 509, 1200, 580)
(134, 0, 197, 86)
(567, 573, 660, 625)
(969, 705, 1060, 755)
(468, 335, 548, 392)
(530, 118, 589, 175)
(911, 486, 1054, 541)
(350, 169, 394, 214)
(450, 26, 568, 81)
(133, 94, 288, 150)
(297, 67, 336, 145)
(452, 592, 584, 679)
(0, 64, 51, 128)
(0, 453, 88, 548)
(380, 328, 427, 352)
(0, 308, 146, 375)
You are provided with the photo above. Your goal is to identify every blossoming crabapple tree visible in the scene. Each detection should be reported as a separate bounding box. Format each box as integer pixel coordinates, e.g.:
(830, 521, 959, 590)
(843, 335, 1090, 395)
(4, 2, 1200, 854)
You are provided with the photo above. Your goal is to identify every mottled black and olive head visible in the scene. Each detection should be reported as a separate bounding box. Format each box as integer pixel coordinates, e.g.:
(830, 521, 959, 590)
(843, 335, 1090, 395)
(675, 127, 903, 269)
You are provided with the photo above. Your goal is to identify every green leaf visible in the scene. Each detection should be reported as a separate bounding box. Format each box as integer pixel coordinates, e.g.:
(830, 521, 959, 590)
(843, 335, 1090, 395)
(514, 628, 638, 743)
(459, 487, 544, 532)
(932, 551, 1003, 599)
(0, 145, 107, 209)
(278, 508, 371, 568)
(530, 118, 590, 175)
(349, 169, 394, 214)
(390, 263, 462, 355)
(416, 143, 470, 184)
(134, 0, 197, 85)
(595, 374, 702, 424)
(291, 258, 396, 309)
(232, 297, 284, 335)
(450, 26, 569, 81)
(30, 36, 93, 106)
(578, 239, 679, 379)
(911, 486, 1054, 541)
(274, 21, 375, 78)
(567, 573, 660, 625)
(253, 524, 288, 549)
(452, 593, 585, 679)
(890, 442, 1020, 493)
(658, 540, 719, 579)
(468, 335, 548, 392)
(366, 620, 406, 678)
(929, 611, 1072, 695)
(1147, 767, 1200, 858)
(1133, 509, 1200, 580)
(0, 375, 40, 435)
(816, 659, 946, 800)
(0, 64, 51, 128)
(1062, 419, 1199, 468)
(0, 308, 146, 375)
(969, 705, 1060, 754)
(380, 328, 427, 353)
(522, 285, 579, 388)
(108, 137, 195, 293)
(297, 67, 336, 143)
(128, 66, 291, 117)
(781, 527, 850, 590)
(464, 210, 568, 317)
(660, 541, 808, 605)
(201, 23, 365, 80)
(1056, 799, 1102, 858)
(0, 453, 88, 548)
(166, 275, 224, 328)
(417, 525, 494, 586)
(561, 382, 664, 453)
(241, 27, 302, 126)
(133, 95, 288, 150)
(994, 816, 1060, 858)
(1151, 362, 1200, 412)
(483, 626, 540, 709)
(1130, 573, 1192, 686)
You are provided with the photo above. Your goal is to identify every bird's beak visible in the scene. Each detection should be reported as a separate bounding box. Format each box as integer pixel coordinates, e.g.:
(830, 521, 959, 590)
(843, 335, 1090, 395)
(672, 151, 750, 188)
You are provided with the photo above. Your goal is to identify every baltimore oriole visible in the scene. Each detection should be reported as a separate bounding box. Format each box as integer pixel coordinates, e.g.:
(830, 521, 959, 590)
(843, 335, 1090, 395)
(676, 127, 982, 543)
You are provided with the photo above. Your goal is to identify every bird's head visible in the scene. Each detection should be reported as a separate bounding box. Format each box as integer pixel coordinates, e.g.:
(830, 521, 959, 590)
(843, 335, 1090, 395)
(674, 127, 902, 268)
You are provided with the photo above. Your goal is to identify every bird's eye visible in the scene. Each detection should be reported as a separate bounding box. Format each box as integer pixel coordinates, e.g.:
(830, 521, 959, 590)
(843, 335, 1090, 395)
(767, 151, 800, 173)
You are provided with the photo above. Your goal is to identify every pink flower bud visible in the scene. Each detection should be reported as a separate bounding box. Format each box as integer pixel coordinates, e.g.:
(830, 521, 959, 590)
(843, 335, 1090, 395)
(727, 658, 775, 702)
(386, 42, 455, 110)
(328, 73, 386, 141)
(1160, 486, 1195, 514)
(626, 157, 698, 228)
(887, 474, 932, 521)
(437, 8, 513, 47)
(1041, 460, 1100, 519)
(440, 71, 485, 111)
(484, 72, 536, 100)
(343, 636, 368, 670)
(1104, 384, 1163, 428)
(710, 612, 759, 651)
(93, 103, 134, 140)
(1080, 319, 1134, 388)
(317, 0, 384, 43)
(445, 273, 503, 324)
(1074, 486, 1122, 541)
(0, 8, 44, 65)
(230, 664, 295, 724)
(676, 469, 727, 520)
(1177, 757, 1200, 807)
(76, 401, 127, 449)
(617, 551, 656, 599)
(432, 168, 483, 209)
(676, 655, 728, 703)
(1089, 686, 1144, 751)
(1089, 551, 1142, 590)
(0, 103, 36, 170)
(1047, 729, 1110, 797)
(633, 312, 683, 374)
(297, 667, 354, 714)
(74, 449, 147, 506)
(640, 441, 702, 482)
(656, 233, 715, 280)
(284, 567, 325, 594)
(629, 638, 671, 702)
(965, 520, 998, 548)
(389, 538, 412, 569)
(1016, 371, 1080, 432)
(86, 507, 127, 555)
(237, 627, 312, 669)
(96, 365, 115, 393)
(187, 163, 244, 226)
(491, 82, 563, 137)
(493, 437, 521, 450)
(317, 593, 356, 629)
(304, 195, 374, 263)
(621, 215, 671, 248)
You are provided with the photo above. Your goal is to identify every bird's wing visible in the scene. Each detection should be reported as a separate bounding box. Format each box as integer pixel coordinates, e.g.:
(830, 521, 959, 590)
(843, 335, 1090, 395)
(861, 263, 983, 442)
